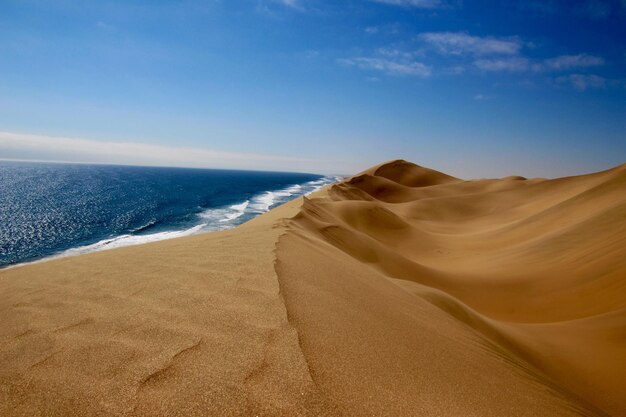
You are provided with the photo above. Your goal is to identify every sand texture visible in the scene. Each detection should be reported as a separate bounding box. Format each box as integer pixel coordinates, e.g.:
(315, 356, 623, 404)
(1, 160, 625, 416)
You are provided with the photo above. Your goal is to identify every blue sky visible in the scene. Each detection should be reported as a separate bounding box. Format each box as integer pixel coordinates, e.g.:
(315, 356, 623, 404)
(0, 0, 625, 176)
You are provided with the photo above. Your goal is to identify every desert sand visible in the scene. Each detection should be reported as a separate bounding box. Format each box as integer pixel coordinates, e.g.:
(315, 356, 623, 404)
(1, 160, 624, 416)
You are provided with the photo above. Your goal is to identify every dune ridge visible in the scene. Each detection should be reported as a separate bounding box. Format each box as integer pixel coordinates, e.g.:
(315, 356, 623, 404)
(277, 160, 625, 416)
(0, 159, 624, 416)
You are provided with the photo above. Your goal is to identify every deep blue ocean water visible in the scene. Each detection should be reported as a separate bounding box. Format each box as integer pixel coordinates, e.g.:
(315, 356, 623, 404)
(0, 161, 338, 268)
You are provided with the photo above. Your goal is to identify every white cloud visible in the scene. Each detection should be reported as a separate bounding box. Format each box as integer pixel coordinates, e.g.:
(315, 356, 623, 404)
(364, 23, 401, 35)
(259, 0, 305, 13)
(541, 54, 604, 71)
(339, 48, 431, 77)
(556, 74, 606, 91)
(376, 47, 420, 60)
(416, 32, 605, 77)
(276, 0, 301, 7)
(474, 57, 530, 72)
(471, 54, 604, 74)
(370, 0, 445, 8)
(0, 131, 326, 173)
(344, 28, 609, 86)
(418, 32, 522, 56)
(339, 56, 431, 77)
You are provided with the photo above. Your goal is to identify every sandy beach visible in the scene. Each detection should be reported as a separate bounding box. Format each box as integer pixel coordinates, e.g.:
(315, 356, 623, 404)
(1, 160, 624, 416)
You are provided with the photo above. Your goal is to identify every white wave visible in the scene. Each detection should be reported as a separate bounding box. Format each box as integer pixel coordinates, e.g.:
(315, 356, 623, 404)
(129, 219, 157, 233)
(219, 200, 249, 222)
(285, 184, 302, 193)
(250, 191, 275, 212)
(61, 224, 206, 257)
(302, 176, 339, 196)
(221, 213, 242, 222)
(199, 207, 231, 221)
(230, 201, 249, 211)
(274, 190, 293, 197)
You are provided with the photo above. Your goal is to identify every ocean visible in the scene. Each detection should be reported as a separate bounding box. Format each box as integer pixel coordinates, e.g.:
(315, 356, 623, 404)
(0, 161, 338, 268)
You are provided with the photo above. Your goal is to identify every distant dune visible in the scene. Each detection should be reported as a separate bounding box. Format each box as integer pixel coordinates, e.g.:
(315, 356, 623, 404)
(1, 160, 624, 416)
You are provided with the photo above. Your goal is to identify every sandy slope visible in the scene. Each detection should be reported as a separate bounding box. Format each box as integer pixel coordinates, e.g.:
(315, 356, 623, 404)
(278, 160, 626, 417)
(1, 160, 624, 416)
(0, 201, 335, 416)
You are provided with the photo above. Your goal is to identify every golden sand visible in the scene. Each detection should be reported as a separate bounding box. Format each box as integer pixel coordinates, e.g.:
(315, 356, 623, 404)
(1, 160, 624, 416)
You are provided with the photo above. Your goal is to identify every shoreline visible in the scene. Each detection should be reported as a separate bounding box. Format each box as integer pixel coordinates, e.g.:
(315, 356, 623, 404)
(1, 175, 342, 272)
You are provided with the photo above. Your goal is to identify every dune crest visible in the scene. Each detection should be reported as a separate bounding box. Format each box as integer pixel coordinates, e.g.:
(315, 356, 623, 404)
(364, 159, 460, 188)
(277, 160, 626, 416)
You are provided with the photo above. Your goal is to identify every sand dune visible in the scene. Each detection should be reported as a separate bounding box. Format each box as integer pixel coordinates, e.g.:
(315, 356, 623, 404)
(1, 160, 625, 416)
(279, 160, 626, 417)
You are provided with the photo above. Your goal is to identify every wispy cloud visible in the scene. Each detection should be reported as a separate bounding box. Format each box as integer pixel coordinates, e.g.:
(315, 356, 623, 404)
(415, 31, 605, 80)
(0, 131, 323, 173)
(473, 93, 491, 101)
(556, 74, 606, 91)
(541, 54, 604, 71)
(474, 57, 530, 72)
(257, 0, 306, 14)
(275, 0, 302, 8)
(364, 22, 401, 35)
(418, 32, 523, 56)
(343, 28, 607, 87)
(370, 0, 446, 8)
(339, 54, 431, 77)
(473, 54, 604, 73)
